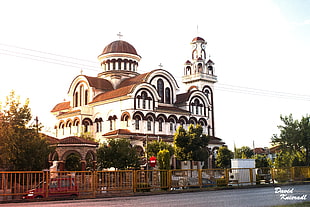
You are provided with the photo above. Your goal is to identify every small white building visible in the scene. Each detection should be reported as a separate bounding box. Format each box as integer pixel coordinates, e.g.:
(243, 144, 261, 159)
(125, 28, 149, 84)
(230, 159, 256, 185)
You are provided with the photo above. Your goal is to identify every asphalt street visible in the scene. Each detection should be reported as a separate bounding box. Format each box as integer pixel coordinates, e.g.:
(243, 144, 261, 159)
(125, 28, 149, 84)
(1, 184, 310, 207)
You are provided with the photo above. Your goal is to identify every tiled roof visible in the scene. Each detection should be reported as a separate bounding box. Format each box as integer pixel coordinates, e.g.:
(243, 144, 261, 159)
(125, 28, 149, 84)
(51, 101, 71, 113)
(207, 59, 214, 64)
(118, 72, 150, 88)
(99, 40, 140, 56)
(175, 92, 190, 104)
(44, 134, 60, 144)
(84, 76, 113, 91)
(58, 136, 98, 145)
(103, 129, 132, 136)
(90, 85, 135, 103)
(209, 136, 225, 145)
(102, 129, 173, 140)
(253, 148, 266, 154)
(192, 37, 205, 42)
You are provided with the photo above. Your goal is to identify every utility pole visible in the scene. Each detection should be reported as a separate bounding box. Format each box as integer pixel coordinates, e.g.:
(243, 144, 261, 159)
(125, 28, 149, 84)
(34, 116, 39, 133)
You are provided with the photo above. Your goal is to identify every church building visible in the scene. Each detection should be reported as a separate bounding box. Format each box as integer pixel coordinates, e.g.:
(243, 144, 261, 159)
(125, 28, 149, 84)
(51, 36, 225, 167)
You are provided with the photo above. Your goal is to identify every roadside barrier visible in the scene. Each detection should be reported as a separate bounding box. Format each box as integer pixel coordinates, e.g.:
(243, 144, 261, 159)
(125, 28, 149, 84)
(0, 166, 309, 201)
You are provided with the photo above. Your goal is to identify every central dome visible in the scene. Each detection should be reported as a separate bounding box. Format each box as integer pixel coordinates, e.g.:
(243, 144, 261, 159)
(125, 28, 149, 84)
(100, 40, 139, 56)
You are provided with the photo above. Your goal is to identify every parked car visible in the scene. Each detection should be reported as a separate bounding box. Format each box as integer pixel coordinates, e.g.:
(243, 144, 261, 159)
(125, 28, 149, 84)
(23, 177, 79, 199)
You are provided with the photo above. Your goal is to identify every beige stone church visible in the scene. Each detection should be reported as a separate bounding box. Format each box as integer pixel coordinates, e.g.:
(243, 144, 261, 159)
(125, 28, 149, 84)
(51, 36, 225, 168)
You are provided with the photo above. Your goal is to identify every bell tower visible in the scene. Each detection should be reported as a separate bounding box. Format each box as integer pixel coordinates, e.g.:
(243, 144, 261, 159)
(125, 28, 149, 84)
(182, 37, 217, 91)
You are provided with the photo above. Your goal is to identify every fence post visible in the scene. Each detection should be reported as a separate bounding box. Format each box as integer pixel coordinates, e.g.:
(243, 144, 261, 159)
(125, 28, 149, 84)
(198, 169, 202, 189)
(291, 167, 295, 182)
(44, 170, 49, 199)
(225, 168, 229, 186)
(168, 170, 172, 191)
(133, 170, 137, 193)
(249, 168, 253, 185)
(92, 171, 97, 198)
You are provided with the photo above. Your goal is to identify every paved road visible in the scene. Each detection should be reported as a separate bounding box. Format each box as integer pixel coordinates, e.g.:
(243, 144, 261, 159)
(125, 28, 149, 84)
(2, 184, 310, 207)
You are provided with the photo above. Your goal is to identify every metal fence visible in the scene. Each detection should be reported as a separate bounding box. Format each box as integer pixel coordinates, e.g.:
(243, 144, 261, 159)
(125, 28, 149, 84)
(1, 166, 309, 201)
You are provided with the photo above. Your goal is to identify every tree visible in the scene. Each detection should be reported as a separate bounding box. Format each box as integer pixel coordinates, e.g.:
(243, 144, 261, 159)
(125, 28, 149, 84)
(96, 139, 140, 170)
(174, 124, 210, 168)
(157, 149, 170, 170)
(274, 150, 306, 168)
(0, 91, 52, 170)
(272, 114, 310, 166)
(147, 140, 174, 158)
(235, 146, 254, 159)
(254, 154, 271, 168)
(216, 146, 234, 168)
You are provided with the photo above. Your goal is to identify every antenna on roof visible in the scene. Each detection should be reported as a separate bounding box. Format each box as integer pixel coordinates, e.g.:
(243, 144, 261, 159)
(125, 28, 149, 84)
(117, 32, 123, 40)
(197, 25, 199, 36)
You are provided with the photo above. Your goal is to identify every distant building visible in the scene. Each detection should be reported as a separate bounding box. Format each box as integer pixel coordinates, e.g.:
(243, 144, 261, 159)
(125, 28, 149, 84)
(51, 36, 225, 168)
(253, 146, 280, 162)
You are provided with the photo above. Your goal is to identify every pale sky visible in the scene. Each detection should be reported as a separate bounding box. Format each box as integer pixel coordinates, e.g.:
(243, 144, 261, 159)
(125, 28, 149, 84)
(0, 0, 309, 150)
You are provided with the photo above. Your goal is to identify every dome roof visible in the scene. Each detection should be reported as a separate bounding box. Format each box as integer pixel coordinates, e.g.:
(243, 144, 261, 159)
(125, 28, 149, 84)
(192, 36, 205, 42)
(100, 40, 139, 56)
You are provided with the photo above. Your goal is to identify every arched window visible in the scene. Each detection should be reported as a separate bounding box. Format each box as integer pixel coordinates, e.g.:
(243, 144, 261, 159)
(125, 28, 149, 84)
(198, 63, 203, 72)
(113, 61, 116, 70)
(194, 99, 199, 114)
(124, 115, 129, 127)
(109, 120, 113, 130)
(170, 121, 174, 132)
(74, 92, 78, 107)
(137, 95, 141, 108)
(141, 92, 147, 109)
(59, 122, 65, 135)
(157, 79, 164, 103)
(85, 90, 88, 105)
(135, 117, 140, 130)
(82, 118, 92, 133)
(80, 85, 83, 106)
(208, 66, 213, 75)
(66, 121, 72, 135)
(73, 119, 79, 134)
(118, 59, 122, 70)
(124, 61, 127, 70)
(165, 87, 171, 104)
(147, 117, 152, 131)
(95, 118, 103, 133)
(158, 118, 163, 132)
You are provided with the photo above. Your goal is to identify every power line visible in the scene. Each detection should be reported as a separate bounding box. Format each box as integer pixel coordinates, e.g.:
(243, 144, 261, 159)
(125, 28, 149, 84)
(0, 52, 99, 71)
(0, 43, 98, 63)
(216, 83, 310, 101)
(1, 44, 310, 101)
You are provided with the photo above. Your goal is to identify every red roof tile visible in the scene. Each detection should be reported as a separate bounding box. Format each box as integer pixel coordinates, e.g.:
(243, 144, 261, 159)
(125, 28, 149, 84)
(51, 101, 71, 113)
(58, 136, 98, 145)
(118, 72, 150, 88)
(84, 76, 113, 91)
(175, 92, 190, 104)
(192, 37, 205, 42)
(90, 85, 135, 103)
(208, 136, 225, 145)
(99, 40, 140, 57)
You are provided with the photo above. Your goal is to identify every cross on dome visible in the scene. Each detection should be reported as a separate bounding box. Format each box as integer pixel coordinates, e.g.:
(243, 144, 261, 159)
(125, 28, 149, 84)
(117, 32, 123, 40)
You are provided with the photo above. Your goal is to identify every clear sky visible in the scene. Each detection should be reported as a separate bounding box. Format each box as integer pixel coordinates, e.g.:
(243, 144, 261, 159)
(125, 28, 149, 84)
(0, 0, 309, 150)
